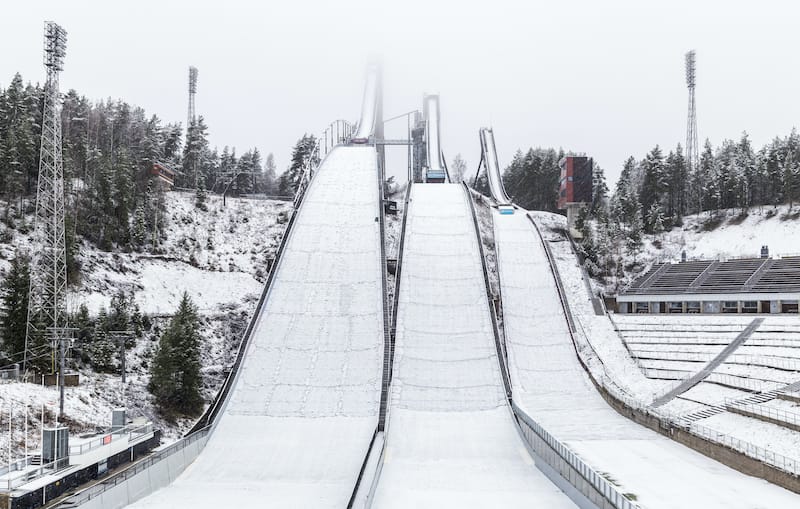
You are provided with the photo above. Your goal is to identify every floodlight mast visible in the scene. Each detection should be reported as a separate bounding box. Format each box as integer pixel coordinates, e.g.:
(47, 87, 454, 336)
(187, 66, 199, 187)
(25, 22, 69, 375)
(685, 50, 700, 212)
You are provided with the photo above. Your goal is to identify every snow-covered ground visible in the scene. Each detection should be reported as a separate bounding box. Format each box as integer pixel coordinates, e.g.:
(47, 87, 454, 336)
(613, 314, 800, 391)
(130, 146, 385, 508)
(531, 211, 667, 403)
(599, 204, 800, 292)
(373, 184, 575, 508)
(494, 209, 800, 507)
(71, 192, 289, 314)
(0, 191, 290, 465)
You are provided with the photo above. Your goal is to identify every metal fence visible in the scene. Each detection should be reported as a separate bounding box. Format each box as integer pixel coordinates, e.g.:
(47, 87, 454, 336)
(69, 423, 154, 456)
(2, 456, 64, 491)
(51, 428, 209, 508)
(512, 402, 641, 509)
(632, 350, 800, 371)
(689, 422, 800, 475)
(726, 398, 800, 429)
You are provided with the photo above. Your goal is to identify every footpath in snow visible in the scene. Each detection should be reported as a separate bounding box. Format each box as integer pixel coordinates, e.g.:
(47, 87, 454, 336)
(129, 146, 385, 508)
(493, 210, 799, 508)
(372, 184, 575, 508)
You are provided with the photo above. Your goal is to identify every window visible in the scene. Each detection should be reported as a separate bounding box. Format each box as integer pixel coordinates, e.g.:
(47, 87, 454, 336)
(668, 302, 684, 313)
(635, 302, 650, 313)
(722, 301, 738, 313)
(781, 301, 799, 314)
(686, 302, 700, 313)
(741, 301, 758, 314)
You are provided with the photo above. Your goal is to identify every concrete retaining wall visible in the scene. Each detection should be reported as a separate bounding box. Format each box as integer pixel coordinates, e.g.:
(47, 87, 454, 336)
(516, 419, 620, 509)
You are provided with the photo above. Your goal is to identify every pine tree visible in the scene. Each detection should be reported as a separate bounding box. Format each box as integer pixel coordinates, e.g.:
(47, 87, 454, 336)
(0, 253, 30, 363)
(195, 174, 208, 211)
(589, 164, 609, 216)
(90, 306, 117, 373)
(149, 292, 203, 418)
(263, 152, 277, 195)
(639, 145, 666, 232)
(450, 154, 467, 184)
(278, 135, 317, 196)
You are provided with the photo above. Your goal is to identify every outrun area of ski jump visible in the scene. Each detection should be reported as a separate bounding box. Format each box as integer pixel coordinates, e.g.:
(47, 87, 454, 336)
(371, 183, 576, 508)
(129, 146, 385, 508)
(493, 210, 799, 508)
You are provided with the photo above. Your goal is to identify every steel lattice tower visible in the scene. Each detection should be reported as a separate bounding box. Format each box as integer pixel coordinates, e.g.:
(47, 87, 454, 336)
(24, 22, 69, 374)
(187, 66, 198, 186)
(685, 50, 700, 209)
(187, 66, 198, 131)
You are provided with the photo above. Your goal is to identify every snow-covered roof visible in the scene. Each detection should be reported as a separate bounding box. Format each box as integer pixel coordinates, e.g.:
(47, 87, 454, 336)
(621, 256, 800, 296)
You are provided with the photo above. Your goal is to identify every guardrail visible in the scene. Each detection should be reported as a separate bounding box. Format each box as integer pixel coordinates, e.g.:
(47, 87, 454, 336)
(726, 398, 800, 429)
(69, 423, 154, 456)
(464, 183, 511, 400)
(689, 422, 800, 475)
(1, 456, 64, 492)
(376, 145, 392, 433)
(642, 367, 780, 394)
(0, 424, 156, 492)
(632, 349, 800, 371)
(51, 428, 209, 508)
(388, 184, 412, 384)
(512, 401, 641, 509)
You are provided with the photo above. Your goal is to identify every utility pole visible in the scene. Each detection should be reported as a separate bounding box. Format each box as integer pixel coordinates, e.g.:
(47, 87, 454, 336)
(109, 330, 133, 386)
(49, 326, 77, 418)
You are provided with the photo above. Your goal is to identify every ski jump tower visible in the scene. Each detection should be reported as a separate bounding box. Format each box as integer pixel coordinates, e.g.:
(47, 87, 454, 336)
(24, 22, 69, 374)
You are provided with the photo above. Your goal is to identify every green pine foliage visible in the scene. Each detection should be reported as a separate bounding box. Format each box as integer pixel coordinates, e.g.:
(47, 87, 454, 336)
(500, 148, 565, 212)
(149, 292, 204, 419)
(0, 253, 30, 364)
(278, 134, 317, 196)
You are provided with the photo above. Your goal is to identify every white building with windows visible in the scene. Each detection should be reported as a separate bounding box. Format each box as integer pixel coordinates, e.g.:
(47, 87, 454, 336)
(617, 256, 800, 314)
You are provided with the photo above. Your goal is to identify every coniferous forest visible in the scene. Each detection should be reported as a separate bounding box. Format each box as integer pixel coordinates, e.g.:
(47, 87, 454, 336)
(499, 132, 800, 290)
(0, 72, 317, 416)
(0, 72, 321, 256)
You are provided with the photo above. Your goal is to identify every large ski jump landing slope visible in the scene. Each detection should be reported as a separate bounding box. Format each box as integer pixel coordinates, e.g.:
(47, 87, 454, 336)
(372, 184, 575, 508)
(493, 211, 798, 508)
(130, 146, 384, 508)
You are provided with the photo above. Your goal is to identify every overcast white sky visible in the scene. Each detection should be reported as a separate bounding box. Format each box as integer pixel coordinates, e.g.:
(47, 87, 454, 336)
(3, 0, 800, 187)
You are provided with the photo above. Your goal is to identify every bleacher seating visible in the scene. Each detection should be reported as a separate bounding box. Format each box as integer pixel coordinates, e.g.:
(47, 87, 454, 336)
(622, 256, 800, 295)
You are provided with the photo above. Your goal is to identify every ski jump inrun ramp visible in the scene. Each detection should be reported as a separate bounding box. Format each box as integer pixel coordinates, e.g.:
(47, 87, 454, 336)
(128, 71, 385, 508)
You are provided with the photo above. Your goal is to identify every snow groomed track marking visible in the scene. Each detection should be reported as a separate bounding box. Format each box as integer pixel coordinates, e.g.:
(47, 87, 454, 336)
(371, 184, 576, 508)
(493, 211, 799, 508)
(128, 146, 384, 508)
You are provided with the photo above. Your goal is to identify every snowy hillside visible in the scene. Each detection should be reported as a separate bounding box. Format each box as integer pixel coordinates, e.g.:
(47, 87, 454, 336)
(643, 205, 800, 263)
(580, 205, 800, 294)
(0, 191, 290, 464)
(73, 192, 290, 315)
